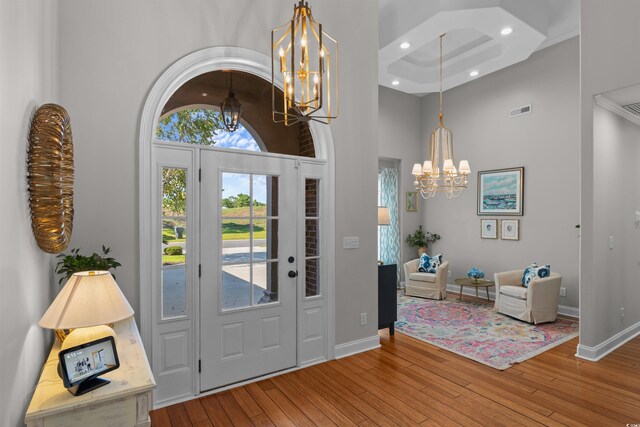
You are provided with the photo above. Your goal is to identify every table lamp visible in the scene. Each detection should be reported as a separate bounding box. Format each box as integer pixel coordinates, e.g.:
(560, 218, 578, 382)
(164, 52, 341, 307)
(378, 207, 390, 265)
(378, 206, 390, 226)
(39, 271, 134, 350)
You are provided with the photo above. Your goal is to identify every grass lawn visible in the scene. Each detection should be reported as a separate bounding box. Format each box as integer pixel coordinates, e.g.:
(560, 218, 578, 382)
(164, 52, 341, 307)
(162, 255, 185, 265)
(163, 207, 270, 244)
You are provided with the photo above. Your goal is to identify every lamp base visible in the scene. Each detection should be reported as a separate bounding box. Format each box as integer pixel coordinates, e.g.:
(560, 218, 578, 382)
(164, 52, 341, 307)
(60, 325, 117, 351)
(55, 323, 115, 343)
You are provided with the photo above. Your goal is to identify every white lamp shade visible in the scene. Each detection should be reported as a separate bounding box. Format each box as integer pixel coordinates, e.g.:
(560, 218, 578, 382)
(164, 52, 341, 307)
(411, 163, 422, 175)
(443, 159, 454, 172)
(378, 206, 391, 225)
(39, 271, 134, 330)
(459, 160, 471, 174)
(422, 161, 433, 174)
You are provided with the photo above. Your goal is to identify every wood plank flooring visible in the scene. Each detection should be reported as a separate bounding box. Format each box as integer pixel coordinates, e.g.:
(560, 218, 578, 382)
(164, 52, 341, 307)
(152, 319, 640, 426)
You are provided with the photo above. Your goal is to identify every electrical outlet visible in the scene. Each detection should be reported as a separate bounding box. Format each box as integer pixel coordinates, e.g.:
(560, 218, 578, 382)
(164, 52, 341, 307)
(360, 313, 367, 326)
(609, 236, 614, 249)
(447, 271, 452, 278)
(559, 287, 566, 297)
(620, 307, 625, 320)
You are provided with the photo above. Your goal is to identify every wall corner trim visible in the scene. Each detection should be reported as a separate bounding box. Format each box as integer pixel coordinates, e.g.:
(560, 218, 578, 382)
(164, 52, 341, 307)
(334, 335, 380, 359)
(576, 320, 640, 361)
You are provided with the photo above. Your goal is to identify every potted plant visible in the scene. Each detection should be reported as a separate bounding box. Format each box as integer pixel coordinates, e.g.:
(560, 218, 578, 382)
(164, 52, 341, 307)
(405, 226, 441, 256)
(55, 246, 122, 285)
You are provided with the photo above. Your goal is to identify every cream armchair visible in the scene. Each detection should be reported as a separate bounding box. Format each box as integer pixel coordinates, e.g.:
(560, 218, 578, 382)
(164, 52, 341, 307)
(494, 270, 562, 324)
(403, 259, 449, 300)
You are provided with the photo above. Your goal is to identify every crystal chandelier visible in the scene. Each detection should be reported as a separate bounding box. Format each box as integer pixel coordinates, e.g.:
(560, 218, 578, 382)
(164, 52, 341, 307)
(271, 1, 338, 126)
(220, 73, 242, 132)
(412, 34, 470, 199)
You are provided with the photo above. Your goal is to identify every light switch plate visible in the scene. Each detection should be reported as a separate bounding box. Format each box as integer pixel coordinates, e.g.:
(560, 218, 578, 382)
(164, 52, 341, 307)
(343, 236, 360, 249)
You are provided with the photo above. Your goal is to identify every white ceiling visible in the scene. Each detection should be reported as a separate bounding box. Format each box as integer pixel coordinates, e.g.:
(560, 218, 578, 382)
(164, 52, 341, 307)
(379, 0, 580, 96)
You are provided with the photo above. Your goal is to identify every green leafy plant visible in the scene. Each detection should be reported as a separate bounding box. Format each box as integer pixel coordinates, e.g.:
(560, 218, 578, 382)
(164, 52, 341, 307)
(405, 226, 441, 248)
(55, 246, 122, 285)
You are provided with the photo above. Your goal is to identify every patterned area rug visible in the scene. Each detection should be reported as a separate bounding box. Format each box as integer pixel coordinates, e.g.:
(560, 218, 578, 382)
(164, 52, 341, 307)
(395, 293, 579, 370)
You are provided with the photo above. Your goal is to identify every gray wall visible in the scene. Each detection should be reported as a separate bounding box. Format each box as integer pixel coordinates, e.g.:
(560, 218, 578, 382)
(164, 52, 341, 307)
(0, 1, 59, 426)
(592, 105, 640, 345)
(420, 37, 580, 308)
(58, 0, 379, 346)
(378, 86, 424, 278)
(580, 0, 640, 348)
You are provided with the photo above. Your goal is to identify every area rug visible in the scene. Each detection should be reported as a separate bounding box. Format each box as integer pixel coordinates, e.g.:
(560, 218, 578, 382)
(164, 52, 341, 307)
(395, 293, 579, 370)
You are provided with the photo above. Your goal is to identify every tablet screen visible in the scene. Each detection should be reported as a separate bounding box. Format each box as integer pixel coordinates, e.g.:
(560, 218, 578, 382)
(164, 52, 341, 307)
(60, 336, 119, 386)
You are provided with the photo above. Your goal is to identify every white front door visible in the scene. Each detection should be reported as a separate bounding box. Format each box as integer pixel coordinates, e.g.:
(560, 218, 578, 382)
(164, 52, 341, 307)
(200, 150, 298, 391)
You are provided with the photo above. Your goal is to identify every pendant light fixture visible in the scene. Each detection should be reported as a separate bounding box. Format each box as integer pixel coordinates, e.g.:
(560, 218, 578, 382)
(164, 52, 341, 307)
(412, 34, 470, 199)
(220, 72, 242, 132)
(271, 0, 338, 126)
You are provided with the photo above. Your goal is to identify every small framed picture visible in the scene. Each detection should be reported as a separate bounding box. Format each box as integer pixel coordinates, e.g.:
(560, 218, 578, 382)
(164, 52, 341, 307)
(406, 191, 418, 212)
(501, 219, 520, 240)
(481, 219, 498, 239)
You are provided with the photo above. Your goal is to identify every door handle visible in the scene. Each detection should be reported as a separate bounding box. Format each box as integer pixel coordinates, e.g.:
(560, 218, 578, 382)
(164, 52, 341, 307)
(288, 270, 298, 278)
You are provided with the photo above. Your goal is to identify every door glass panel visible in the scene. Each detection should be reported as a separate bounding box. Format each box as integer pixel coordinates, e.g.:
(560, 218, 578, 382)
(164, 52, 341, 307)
(305, 219, 319, 257)
(222, 264, 251, 310)
(255, 219, 278, 261)
(305, 178, 320, 297)
(162, 168, 187, 319)
(305, 258, 319, 298)
(256, 261, 279, 305)
(221, 172, 280, 310)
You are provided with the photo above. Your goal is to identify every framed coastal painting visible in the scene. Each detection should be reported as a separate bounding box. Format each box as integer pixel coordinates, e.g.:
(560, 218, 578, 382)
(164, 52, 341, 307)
(501, 219, 520, 240)
(480, 219, 498, 239)
(477, 167, 524, 216)
(406, 191, 418, 212)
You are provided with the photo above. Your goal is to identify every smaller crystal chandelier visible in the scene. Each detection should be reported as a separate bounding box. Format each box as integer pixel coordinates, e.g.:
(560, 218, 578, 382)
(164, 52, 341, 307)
(412, 34, 470, 199)
(271, 0, 338, 126)
(219, 72, 241, 132)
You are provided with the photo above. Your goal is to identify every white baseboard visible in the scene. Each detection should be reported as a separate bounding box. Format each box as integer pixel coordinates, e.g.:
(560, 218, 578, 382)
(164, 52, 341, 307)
(444, 284, 579, 319)
(576, 320, 640, 361)
(334, 335, 380, 359)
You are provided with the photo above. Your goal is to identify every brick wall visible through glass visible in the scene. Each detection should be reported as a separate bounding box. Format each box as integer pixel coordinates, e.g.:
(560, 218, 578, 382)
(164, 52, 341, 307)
(305, 178, 320, 297)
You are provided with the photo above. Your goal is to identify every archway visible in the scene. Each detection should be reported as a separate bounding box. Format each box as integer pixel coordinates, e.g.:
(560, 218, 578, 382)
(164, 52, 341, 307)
(139, 47, 336, 405)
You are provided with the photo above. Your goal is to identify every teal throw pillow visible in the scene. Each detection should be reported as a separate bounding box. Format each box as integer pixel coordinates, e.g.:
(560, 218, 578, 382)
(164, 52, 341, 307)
(418, 253, 442, 273)
(522, 263, 551, 287)
(418, 253, 430, 272)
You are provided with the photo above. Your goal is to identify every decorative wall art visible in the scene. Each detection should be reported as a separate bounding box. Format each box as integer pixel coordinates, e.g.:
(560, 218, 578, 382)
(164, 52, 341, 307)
(28, 104, 74, 253)
(480, 219, 498, 239)
(406, 191, 418, 212)
(477, 167, 524, 216)
(501, 219, 520, 240)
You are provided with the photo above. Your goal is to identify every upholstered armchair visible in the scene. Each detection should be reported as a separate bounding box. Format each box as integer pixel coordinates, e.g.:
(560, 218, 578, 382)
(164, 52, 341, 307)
(494, 270, 562, 324)
(403, 259, 449, 300)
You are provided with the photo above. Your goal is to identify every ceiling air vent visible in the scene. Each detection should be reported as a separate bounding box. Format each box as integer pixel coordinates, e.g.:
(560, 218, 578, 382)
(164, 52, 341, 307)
(623, 102, 640, 116)
(510, 104, 532, 118)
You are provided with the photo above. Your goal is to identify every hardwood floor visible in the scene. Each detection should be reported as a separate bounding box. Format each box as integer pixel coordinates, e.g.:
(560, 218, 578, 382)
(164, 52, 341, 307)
(152, 326, 640, 426)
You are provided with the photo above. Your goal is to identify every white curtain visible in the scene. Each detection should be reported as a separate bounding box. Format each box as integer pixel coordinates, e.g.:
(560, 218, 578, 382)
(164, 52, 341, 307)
(378, 168, 401, 285)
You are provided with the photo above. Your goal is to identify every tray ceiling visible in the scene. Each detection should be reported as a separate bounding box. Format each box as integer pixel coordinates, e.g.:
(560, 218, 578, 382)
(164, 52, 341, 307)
(379, 0, 579, 95)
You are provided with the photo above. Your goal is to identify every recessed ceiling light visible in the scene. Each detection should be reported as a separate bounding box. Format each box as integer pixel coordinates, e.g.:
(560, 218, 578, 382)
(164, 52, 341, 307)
(501, 27, 513, 36)
(391, 80, 400, 86)
(201, 92, 208, 97)
(469, 70, 479, 77)
(399, 42, 411, 49)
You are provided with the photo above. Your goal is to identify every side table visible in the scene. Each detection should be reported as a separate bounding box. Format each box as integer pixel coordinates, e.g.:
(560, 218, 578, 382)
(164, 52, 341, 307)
(454, 278, 495, 304)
